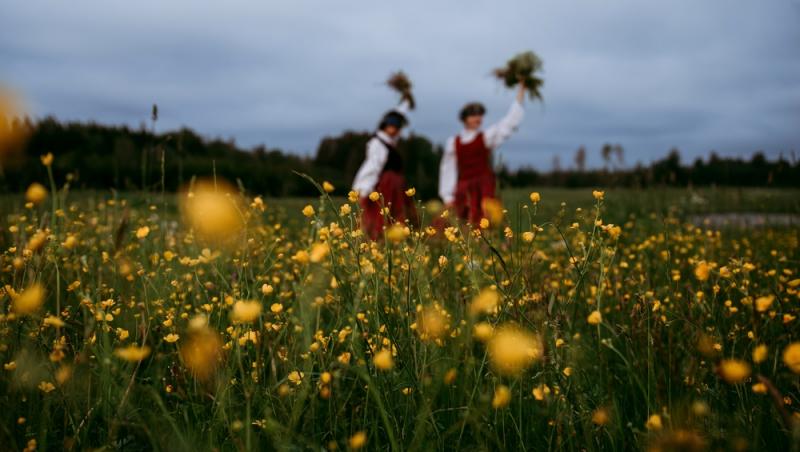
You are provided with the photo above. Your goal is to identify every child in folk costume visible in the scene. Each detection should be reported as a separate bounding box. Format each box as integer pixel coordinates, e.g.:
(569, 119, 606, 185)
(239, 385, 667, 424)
(439, 82, 528, 225)
(352, 97, 417, 239)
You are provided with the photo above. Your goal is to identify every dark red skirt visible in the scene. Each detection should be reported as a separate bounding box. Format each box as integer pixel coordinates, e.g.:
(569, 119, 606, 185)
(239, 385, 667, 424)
(454, 172, 496, 225)
(360, 170, 418, 240)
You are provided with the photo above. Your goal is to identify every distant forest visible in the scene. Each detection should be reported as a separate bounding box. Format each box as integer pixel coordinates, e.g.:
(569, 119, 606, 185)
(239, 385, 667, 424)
(2, 114, 798, 199)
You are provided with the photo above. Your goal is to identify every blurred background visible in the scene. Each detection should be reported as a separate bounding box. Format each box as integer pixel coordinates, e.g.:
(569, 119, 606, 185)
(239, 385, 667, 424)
(1, 0, 799, 198)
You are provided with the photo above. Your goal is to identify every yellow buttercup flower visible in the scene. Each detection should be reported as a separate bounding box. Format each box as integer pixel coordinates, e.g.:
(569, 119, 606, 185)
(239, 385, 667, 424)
(349, 431, 367, 450)
(718, 359, 751, 384)
(487, 324, 543, 376)
(529, 192, 540, 203)
(0, 87, 28, 155)
(293, 250, 310, 264)
(481, 198, 504, 226)
(13, 283, 46, 315)
(752, 344, 768, 364)
(603, 224, 621, 240)
(136, 226, 150, 239)
(231, 301, 262, 324)
(25, 183, 48, 205)
(592, 190, 604, 200)
(782, 342, 800, 374)
(424, 199, 444, 216)
(473, 322, 494, 342)
(417, 305, 448, 342)
(645, 414, 662, 431)
(62, 235, 78, 250)
(592, 408, 610, 426)
(55, 366, 72, 385)
(337, 352, 351, 365)
(309, 243, 330, 263)
(302, 204, 315, 217)
(754, 295, 774, 313)
(532, 384, 550, 401)
(287, 370, 304, 386)
(114, 345, 151, 362)
(386, 223, 409, 243)
(470, 288, 499, 316)
(587, 310, 602, 325)
(691, 401, 709, 417)
(187, 315, 207, 331)
(40, 152, 54, 167)
(180, 328, 222, 380)
(443, 368, 458, 385)
(181, 180, 244, 242)
(322, 181, 335, 193)
(694, 261, 710, 281)
(26, 230, 48, 252)
(492, 385, 511, 409)
(373, 349, 394, 371)
(43, 316, 65, 328)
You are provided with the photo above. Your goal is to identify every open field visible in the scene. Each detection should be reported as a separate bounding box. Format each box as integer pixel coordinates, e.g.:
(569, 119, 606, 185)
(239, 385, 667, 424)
(1, 182, 799, 451)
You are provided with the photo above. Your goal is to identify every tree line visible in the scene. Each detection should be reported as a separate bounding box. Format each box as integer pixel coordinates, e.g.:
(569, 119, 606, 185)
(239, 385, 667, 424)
(1, 115, 798, 198)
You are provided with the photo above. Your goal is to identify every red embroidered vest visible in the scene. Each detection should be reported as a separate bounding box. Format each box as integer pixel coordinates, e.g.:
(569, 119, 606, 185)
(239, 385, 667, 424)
(455, 132, 491, 181)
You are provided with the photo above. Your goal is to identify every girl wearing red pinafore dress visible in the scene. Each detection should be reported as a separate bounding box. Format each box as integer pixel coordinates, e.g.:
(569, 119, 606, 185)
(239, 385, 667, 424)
(352, 99, 418, 239)
(439, 83, 527, 225)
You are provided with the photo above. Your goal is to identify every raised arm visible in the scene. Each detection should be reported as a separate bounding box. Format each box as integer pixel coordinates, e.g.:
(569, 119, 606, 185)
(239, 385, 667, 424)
(438, 137, 457, 204)
(394, 98, 412, 116)
(483, 83, 526, 149)
(352, 138, 388, 197)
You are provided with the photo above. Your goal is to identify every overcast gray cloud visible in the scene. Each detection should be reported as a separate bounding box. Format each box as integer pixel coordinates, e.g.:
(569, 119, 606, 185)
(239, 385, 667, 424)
(1, 0, 799, 168)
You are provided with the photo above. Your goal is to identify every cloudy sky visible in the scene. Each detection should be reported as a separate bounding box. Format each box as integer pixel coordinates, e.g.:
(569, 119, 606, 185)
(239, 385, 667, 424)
(2, 0, 799, 168)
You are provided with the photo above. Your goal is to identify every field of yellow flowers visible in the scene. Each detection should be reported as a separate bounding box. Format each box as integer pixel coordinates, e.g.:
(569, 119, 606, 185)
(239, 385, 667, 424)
(2, 164, 799, 450)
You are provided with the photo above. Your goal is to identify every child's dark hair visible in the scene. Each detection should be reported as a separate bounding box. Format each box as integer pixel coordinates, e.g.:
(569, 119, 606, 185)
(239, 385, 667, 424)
(379, 111, 408, 130)
(459, 102, 486, 121)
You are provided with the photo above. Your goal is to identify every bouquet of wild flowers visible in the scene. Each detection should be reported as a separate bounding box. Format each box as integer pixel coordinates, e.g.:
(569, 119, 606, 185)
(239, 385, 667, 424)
(493, 51, 544, 100)
(386, 71, 415, 110)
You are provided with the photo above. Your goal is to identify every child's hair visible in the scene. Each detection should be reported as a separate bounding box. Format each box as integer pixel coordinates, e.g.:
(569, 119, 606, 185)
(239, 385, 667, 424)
(459, 102, 486, 121)
(379, 111, 408, 130)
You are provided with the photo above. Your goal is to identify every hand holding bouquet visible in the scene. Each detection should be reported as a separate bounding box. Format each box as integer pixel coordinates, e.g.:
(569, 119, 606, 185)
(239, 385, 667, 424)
(386, 71, 415, 110)
(493, 51, 544, 101)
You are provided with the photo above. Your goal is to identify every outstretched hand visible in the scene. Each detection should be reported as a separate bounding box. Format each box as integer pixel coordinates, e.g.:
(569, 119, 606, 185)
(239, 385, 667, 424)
(401, 90, 416, 110)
